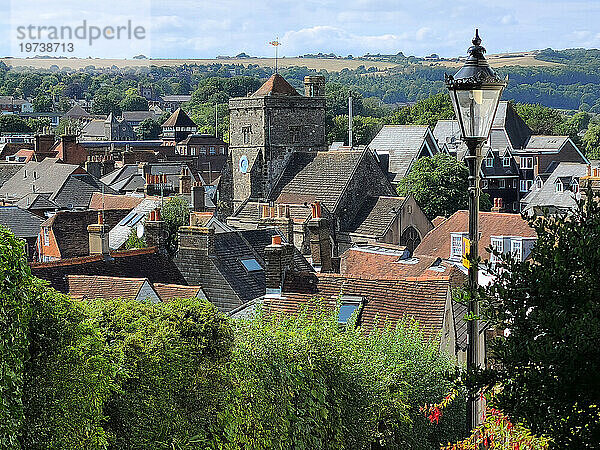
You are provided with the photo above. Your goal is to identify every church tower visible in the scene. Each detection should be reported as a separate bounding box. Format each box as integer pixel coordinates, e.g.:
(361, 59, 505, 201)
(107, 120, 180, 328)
(228, 74, 326, 209)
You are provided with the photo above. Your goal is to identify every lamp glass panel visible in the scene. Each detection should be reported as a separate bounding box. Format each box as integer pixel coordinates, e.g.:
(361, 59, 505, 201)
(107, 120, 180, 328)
(452, 88, 502, 139)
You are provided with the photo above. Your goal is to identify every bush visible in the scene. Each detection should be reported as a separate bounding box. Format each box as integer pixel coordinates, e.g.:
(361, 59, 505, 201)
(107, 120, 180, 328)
(221, 304, 465, 449)
(83, 298, 233, 449)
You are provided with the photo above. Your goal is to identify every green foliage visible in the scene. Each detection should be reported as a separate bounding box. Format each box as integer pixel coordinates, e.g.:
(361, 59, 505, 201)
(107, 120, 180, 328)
(124, 227, 147, 250)
(0, 114, 32, 133)
(21, 280, 115, 449)
(135, 118, 161, 140)
(32, 95, 52, 112)
(582, 123, 600, 159)
(328, 115, 383, 145)
(478, 194, 600, 448)
(120, 94, 149, 112)
(222, 305, 465, 449)
(26, 117, 51, 133)
(0, 226, 31, 449)
(92, 94, 121, 116)
(398, 153, 491, 220)
(55, 118, 83, 136)
(512, 102, 566, 135)
(84, 298, 233, 449)
(161, 196, 190, 254)
(387, 92, 454, 126)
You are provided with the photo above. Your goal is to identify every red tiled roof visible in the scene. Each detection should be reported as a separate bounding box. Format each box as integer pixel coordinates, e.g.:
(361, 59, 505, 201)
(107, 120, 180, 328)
(253, 74, 300, 97)
(89, 193, 144, 210)
(30, 246, 159, 269)
(414, 211, 536, 260)
(432, 216, 447, 228)
(153, 283, 203, 302)
(340, 248, 466, 284)
(67, 274, 146, 300)
(266, 272, 451, 333)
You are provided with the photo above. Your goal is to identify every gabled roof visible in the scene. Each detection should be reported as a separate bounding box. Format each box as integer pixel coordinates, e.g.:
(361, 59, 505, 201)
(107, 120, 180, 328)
(15, 193, 58, 211)
(367, 125, 435, 182)
(81, 119, 106, 138)
(492, 101, 531, 150)
(67, 275, 151, 301)
(64, 104, 92, 118)
(153, 283, 206, 302)
(0, 206, 43, 238)
(414, 211, 536, 261)
(343, 196, 405, 237)
(52, 174, 117, 209)
(31, 247, 187, 293)
(270, 150, 365, 210)
(522, 162, 590, 213)
(252, 73, 300, 97)
(161, 108, 197, 128)
(433, 120, 461, 146)
(481, 148, 519, 178)
(0, 163, 24, 188)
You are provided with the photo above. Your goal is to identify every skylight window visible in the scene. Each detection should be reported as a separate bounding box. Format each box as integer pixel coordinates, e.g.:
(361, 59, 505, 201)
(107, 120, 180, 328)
(119, 211, 136, 226)
(338, 295, 363, 325)
(241, 258, 262, 272)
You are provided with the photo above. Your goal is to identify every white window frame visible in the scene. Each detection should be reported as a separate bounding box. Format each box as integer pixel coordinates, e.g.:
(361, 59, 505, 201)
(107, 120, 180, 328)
(526, 180, 533, 191)
(484, 156, 494, 167)
(499, 179, 506, 189)
(451, 234, 464, 259)
(555, 180, 563, 193)
(511, 239, 523, 262)
(502, 157, 511, 167)
(520, 180, 527, 192)
(43, 227, 49, 246)
(482, 179, 489, 189)
(520, 157, 534, 169)
(571, 180, 579, 193)
(491, 237, 504, 264)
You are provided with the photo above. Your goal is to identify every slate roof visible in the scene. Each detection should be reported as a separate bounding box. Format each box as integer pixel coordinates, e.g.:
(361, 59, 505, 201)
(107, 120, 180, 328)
(0, 158, 113, 207)
(81, 119, 106, 139)
(0, 206, 43, 238)
(521, 162, 589, 213)
(492, 101, 531, 150)
(52, 174, 118, 209)
(433, 120, 461, 146)
(239, 228, 313, 272)
(343, 196, 405, 237)
(67, 275, 148, 300)
(266, 273, 453, 334)
(271, 150, 365, 210)
(253, 74, 300, 97)
(524, 135, 569, 152)
(178, 134, 228, 146)
(64, 104, 92, 118)
(101, 162, 199, 193)
(0, 163, 25, 188)
(15, 193, 58, 211)
(481, 148, 519, 178)
(414, 210, 536, 261)
(122, 111, 161, 122)
(108, 197, 162, 250)
(161, 108, 197, 128)
(367, 125, 433, 182)
(89, 192, 144, 210)
(31, 247, 187, 293)
(42, 209, 128, 259)
(153, 283, 206, 301)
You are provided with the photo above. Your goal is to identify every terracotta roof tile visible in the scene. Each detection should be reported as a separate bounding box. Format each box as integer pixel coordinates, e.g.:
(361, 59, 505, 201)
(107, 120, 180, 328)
(161, 108, 197, 128)
(67, 275, 146, 300)
(414, 210, 536, 260)
(89, 193, 144, 210)
(153, 283, 204, 301)
(253, 74, 299, 97)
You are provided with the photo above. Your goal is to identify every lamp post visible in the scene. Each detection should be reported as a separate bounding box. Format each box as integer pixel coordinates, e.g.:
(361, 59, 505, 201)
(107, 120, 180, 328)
(445, 29, 507, 432)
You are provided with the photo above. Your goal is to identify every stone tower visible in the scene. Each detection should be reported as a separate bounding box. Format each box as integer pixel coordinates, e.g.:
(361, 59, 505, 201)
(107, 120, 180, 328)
(228, 74, 326, 209)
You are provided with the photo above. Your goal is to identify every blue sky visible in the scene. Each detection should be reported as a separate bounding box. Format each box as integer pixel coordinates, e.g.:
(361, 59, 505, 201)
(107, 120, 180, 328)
(3, 0, 600, 59)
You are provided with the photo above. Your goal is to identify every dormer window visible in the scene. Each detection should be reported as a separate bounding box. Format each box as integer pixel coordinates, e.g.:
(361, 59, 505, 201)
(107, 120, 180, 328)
(502, 156, 511, 167)
(536, 178, 543, 190)
(571, 179, 579, 193)
(555, 179, 563, 193)
(450, 233, 467, 260)
(484, 153, 494, 167)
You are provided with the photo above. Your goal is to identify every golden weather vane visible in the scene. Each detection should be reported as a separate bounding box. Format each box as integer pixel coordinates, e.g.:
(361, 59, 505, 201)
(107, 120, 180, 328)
(269, 37, 281, 73)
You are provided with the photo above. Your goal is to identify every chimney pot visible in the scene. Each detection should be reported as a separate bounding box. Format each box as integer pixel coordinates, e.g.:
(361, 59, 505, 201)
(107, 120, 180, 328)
(587, 164, 592, 176)
(98, 212, 103, 225)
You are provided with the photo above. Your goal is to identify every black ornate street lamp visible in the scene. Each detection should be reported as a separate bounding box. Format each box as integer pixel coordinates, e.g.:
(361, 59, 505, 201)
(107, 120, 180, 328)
(445, 29, 507, 432)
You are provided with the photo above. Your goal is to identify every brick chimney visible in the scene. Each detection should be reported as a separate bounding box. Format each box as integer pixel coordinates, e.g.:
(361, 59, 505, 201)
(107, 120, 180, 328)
(144, 208, 167, 253)
(264, 234, 295, 294)
(259, 203, 294, 245)
(34, 134, 55, 155)
(88, 212, 110, 255)
(179, 166, 192, 194)
(85, 155, 102, 178)
(307, 201, 332, 272)
(191, 182, 205, 211)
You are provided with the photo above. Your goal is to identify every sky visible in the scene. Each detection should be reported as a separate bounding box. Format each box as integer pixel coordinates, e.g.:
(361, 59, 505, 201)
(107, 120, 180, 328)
(3, 0, 600, 59)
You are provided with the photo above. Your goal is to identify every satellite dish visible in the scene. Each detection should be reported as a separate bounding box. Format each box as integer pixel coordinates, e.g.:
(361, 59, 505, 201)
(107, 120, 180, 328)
(136, 222, 144, 239)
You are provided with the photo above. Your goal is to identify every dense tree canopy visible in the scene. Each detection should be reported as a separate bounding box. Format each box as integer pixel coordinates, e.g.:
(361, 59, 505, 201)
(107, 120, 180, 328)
(0, 114, 32, 133)
(478, 194, 600, 448)
(398, 153, 491, 220)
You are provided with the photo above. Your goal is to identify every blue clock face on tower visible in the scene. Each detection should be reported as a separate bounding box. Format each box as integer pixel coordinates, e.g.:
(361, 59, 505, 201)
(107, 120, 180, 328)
(239, 155, 249, 174)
